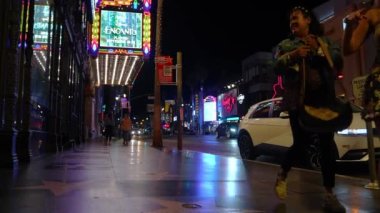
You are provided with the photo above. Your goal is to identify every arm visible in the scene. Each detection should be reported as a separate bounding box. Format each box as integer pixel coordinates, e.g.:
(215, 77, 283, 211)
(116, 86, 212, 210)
(342, 9, 372, 56)
(274, 40, 301, 75)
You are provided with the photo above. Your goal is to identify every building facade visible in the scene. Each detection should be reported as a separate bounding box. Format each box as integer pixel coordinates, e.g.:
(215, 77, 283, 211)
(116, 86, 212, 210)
(0, 0, 91, 167)
(240, 52, 277, 113)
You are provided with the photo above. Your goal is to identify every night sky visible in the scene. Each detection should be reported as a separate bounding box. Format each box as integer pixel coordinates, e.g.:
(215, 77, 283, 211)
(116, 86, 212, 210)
(131, 0, 329, 118)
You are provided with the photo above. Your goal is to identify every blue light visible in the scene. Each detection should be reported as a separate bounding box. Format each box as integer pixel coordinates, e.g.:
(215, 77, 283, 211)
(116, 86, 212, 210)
(144, 47, 149, 54)
(92, 44, 97, 52)
(133, 1, 138, 9)
(226, 117, 239, 121)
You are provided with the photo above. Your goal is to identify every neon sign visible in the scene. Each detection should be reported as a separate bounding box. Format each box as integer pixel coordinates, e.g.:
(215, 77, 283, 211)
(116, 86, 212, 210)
(218, 88, 238, 117)
(204, 96, 217, 122)
(100, 10, 142, 49)
(222, 95, 236, 113)
(90, 10, 100, 57)
(33, 5, 50, 44)
(272, 75, 284, 98)
(90, 0, 151, 57)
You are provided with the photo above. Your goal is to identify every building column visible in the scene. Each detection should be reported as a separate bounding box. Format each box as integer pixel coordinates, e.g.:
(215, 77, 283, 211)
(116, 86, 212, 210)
(17, 0, 35, 163)
(46, 6, 62, 153)
(199, 86, 204, 135)
(85, 74, 95, 140)
(0, 0, 22, 168)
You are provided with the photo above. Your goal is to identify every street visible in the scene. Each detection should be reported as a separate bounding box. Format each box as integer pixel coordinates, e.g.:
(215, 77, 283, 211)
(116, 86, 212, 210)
(137, 134, 377, 180)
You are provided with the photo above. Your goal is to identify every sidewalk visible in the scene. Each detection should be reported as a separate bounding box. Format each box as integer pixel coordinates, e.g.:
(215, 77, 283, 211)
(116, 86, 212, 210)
(0, 137, 379, 213)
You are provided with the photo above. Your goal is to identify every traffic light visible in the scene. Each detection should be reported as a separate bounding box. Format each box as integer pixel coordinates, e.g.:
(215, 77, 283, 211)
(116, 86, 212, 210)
(102, 104, 106, 112)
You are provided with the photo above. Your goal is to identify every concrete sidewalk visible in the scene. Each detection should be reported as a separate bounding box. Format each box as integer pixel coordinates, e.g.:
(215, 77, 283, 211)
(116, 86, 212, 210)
(0, 137, 379, 213)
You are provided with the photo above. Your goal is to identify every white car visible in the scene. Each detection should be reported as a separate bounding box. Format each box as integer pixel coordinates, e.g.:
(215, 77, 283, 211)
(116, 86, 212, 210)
(237, 97, 380, 169)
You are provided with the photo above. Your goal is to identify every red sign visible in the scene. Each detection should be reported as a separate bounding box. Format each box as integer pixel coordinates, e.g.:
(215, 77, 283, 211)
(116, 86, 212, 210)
(155, 56, 175, 85)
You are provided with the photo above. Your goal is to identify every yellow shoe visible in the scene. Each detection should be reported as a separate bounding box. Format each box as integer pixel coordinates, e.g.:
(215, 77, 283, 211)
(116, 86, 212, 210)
(275, 177, 287, 200)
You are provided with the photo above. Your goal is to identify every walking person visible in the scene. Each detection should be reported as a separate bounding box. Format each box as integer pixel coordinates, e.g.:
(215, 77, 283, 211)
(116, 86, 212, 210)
(104, 112, 115, 145)
(273, 5, 345, 213)
(343, 0, 380, 130)
(120, 112, 132, 145)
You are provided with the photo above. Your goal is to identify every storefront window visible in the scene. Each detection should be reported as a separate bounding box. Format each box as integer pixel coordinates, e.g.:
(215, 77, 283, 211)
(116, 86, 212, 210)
(30, 2, 54, 130)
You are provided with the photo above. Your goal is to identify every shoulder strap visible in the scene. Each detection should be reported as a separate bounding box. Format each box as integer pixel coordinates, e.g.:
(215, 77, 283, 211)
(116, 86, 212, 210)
(317, 37, 349, 101)
(317, 37, 334, 69)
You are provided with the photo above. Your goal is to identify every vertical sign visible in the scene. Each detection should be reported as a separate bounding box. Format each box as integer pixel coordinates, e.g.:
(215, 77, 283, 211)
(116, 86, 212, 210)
(352, 75, 368, 106)
(155, 56, 175, 85)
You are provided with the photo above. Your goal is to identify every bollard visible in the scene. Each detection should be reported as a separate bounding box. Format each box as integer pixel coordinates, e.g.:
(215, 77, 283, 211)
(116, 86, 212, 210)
(364, 118, 380, 190)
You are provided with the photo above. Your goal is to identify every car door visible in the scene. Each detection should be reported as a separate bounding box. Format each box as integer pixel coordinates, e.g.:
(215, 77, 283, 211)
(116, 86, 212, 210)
(245, 99, 292, 147)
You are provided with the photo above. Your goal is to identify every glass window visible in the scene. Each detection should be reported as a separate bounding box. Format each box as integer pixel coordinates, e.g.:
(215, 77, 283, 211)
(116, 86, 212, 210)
(250, 101, 271, 118)
(30, 3, 54, 130)
(272, 99, 283, 117)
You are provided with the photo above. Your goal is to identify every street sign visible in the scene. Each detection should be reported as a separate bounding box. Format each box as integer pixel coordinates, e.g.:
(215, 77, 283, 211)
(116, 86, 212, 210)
(155, 56, 176, 85)
(147, 104, 154, 113)
(352, 75, 368, 105)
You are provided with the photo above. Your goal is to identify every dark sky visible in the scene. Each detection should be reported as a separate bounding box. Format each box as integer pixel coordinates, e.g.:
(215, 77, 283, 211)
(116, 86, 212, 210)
(131, 0, 329, 117)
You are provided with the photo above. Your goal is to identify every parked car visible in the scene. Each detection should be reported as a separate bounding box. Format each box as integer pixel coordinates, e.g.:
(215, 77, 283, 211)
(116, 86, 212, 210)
(215, 122, 239, 139)
(237, 97, 380, 170)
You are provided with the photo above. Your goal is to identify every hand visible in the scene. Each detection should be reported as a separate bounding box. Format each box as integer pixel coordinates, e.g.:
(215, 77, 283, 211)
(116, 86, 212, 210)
(304, 35, 319, 50)
(292, 45, 310, 58)
(361, 109, 374, 121)
(344, 8, 367, 25)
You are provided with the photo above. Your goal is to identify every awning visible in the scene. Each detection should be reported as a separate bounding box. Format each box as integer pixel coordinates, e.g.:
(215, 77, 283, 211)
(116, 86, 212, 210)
(90, 54, 144, 86)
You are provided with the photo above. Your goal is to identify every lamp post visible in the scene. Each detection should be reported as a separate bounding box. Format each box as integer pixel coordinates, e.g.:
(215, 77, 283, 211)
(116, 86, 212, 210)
(152, 0, 164, 147)
(177, 52, 183, 150)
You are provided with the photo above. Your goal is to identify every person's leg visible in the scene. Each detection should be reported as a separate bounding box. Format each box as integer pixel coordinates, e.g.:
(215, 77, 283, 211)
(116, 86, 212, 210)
(318, 132, 336, 191)
(109, 127, 114, 145)
(278, 110, 308, 178)
(122, 131, 128, 145)
(319, 132, 345, 212)
(104, 127, 109, 145)
(275, 110, 309, 199)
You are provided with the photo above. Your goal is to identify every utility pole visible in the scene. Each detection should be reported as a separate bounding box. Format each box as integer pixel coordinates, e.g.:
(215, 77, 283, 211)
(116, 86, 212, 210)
(177, 52, 183, 150)
(152, 0, 163, 147)
(364, 119, 380, 190)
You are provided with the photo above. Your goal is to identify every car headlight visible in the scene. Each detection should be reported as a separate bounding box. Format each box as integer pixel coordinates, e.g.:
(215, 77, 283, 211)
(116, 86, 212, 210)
(337, 128, 367, 136)
(131, 131, 135, 134)
(230, 128, 236, 132)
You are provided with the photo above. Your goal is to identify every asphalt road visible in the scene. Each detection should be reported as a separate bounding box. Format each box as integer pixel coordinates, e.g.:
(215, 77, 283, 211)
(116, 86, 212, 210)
(151, 134, 377, 180)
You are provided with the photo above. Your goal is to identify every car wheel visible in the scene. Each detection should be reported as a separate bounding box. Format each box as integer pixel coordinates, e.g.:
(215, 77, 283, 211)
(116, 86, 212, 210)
(306, 145, 321, 170)
(238, 133, 255, 160)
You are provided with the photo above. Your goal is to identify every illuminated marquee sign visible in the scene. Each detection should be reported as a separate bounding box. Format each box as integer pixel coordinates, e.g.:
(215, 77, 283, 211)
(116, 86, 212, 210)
(90, 0, 151, 57)
(204, 96, 217, 122)
(100, 10, 142, 49)
(33, 5, 50, 44)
